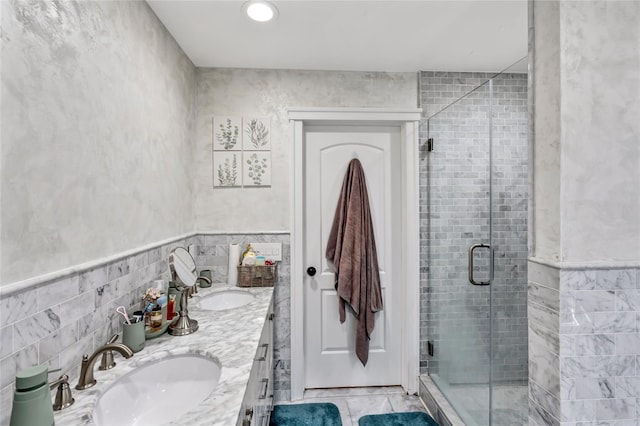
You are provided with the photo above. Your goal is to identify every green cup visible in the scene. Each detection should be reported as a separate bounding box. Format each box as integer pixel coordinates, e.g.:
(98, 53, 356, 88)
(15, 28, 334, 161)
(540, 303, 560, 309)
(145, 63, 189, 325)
(198, 269, 212, 288)
(122, 320, 145, 353)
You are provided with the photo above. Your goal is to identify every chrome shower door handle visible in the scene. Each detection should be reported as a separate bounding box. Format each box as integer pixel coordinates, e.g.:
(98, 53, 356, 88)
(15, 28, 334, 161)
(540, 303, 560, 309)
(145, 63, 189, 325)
(468, 243, 491, 286)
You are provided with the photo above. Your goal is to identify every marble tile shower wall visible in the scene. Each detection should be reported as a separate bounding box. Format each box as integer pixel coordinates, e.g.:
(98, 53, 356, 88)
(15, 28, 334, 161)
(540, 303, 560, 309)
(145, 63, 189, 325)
(0, 232, 291, 424)
(529, 263, 640, 425)
(192, 233, 291, 401)
(419, 71, 528, 383)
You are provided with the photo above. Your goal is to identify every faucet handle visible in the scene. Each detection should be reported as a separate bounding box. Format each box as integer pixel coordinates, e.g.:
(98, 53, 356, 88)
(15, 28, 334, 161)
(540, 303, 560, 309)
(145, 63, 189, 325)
(98, 334, 119, 371)
(50, 374, 74, 411)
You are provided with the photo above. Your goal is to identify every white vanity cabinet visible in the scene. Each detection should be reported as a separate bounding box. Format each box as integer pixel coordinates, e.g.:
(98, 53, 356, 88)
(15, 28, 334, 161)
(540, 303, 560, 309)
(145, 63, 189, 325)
(239, 297, 275, 426)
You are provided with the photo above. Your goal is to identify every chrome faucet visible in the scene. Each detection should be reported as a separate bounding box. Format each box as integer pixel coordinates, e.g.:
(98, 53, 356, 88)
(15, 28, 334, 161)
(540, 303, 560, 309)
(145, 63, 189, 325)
(75, 343, 134, 390)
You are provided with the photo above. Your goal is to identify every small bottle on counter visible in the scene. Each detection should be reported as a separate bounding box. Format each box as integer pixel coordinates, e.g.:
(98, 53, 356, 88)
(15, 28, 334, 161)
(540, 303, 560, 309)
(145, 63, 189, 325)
(167, 295, 176, 320)
(150, 306, 162, 329)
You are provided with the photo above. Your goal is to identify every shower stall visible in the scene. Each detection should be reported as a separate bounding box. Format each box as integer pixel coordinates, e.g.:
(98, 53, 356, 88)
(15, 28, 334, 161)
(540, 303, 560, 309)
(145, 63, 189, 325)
(419, 58, 529, 425)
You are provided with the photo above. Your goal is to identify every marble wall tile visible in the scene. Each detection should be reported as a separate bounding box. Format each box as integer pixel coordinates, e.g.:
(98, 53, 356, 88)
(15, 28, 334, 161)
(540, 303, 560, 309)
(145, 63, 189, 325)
(597, 270, 637, 291)
(615, 290, 640, 312)
(0, 355, 16, 389)
(560, 270, 597, 291)
(561, 334, 615, 357)
(59, 291, 95, 327)
(616, 377, 640, 398)
(561, 356, 598, 380)
(530, 379, 561, 418)
(37, 275, 80, 311)
(13, 307, 61, 349)
(0, 326, 12, 359)
(560, 375, 575, 401)
(561, 400, 595, 422)
(530, 262, 560, 289)
(1, 291, 38, 325)
(560, 309, 595, 335)
(561, 291, 615, 313)
(529, 281, 560, 311)
(106, 259, 131, 282)
(529, 397, 560, 426)
(530, 319, 559, 355)
(1, 384, 12, 426)
(529, 300, 559, 333)
(79, 267, 108, 293)
(615, 334, 640, 355)
(0, 236, 194, 393)
(574, 378, 615, 400)
(594, 312, 636, 334)
(530, 343, 560, 395)
(13, 344, 38, 377)
(595, 399, 636, 421)
(39, 322, 79, 364)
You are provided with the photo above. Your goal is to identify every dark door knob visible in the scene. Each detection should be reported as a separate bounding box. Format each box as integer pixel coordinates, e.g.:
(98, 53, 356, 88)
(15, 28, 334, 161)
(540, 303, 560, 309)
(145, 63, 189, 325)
(306, 267, 317, 277)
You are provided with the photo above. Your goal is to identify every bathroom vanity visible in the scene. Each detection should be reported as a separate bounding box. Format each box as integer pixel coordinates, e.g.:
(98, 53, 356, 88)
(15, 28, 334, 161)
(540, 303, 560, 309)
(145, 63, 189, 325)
(54, 283, 275, 426)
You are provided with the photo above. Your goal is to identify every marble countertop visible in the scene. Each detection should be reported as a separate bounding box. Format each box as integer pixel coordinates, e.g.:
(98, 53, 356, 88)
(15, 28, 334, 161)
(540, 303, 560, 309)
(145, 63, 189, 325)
(55, 283, 274, 426)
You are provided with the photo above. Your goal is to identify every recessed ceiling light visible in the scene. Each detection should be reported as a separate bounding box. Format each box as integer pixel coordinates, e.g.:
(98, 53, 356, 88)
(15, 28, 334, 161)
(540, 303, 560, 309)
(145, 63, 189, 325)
(243, 0, 279, 22)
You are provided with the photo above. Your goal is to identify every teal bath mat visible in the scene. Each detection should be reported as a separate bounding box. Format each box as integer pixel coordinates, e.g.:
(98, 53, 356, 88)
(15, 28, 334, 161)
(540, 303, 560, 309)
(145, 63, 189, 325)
(358, 411, 438, 426)
(270, 402, 342, 426)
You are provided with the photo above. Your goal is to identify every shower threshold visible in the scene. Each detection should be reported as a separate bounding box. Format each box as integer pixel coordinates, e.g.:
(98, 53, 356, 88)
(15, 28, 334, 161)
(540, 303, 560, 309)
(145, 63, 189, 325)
(419, 375, 528, 426)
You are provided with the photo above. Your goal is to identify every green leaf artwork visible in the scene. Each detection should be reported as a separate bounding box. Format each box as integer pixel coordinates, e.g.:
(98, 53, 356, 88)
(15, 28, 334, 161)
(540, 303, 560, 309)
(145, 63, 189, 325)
(246, 153, 268, 185)
(217, 155, 238, 186)
(216, 118, 239, 150)
(245, 119, 269, 149)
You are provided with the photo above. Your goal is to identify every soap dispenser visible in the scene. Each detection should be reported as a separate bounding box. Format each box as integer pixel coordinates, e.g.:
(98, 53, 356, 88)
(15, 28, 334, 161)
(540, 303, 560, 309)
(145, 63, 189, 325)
(10, 365, 58, 426)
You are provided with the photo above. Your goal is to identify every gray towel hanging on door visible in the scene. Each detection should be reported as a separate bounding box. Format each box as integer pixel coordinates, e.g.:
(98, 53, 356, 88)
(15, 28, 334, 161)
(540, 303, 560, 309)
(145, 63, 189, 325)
(325, 158, 383, 366)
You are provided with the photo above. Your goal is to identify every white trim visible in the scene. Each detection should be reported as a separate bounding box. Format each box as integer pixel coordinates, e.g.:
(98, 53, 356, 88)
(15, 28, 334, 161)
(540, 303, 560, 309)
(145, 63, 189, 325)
(401, 120, 421, 394)
(528, 257, 640, 270)
(0, 230, 293, 298)
(0, 232, 198, 297)
(287, 107, 422, 123)
(196, 230, 290, 235)
(290, 119, 305, 401)
(289, 107, 421, 399)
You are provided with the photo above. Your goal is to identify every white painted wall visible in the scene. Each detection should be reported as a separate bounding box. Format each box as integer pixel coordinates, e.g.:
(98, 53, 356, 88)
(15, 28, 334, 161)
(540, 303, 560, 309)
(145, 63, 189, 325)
(1, 0, 196, 285)
(533, 0, 640, 264)
(194, 68, 417, 232)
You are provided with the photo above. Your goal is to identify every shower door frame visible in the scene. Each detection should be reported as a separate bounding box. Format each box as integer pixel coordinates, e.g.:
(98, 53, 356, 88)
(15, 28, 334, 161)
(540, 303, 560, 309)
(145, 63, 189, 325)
(288, 107, 422, 401)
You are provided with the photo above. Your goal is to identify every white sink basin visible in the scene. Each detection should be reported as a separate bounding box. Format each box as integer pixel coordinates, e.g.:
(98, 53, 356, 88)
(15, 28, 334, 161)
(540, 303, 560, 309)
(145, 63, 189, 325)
(93, 354, 221, 426)
(199, 289, 255, 311)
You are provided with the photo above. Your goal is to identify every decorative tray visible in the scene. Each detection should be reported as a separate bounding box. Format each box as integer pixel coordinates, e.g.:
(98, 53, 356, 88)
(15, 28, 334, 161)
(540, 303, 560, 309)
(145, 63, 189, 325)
(145, 317, 178, 339)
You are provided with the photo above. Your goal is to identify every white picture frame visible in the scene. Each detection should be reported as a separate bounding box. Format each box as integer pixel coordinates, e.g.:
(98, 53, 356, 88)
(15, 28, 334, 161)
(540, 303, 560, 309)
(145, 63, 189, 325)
(242, 117, 271, 151)
(213, 152, 242, 187)
(242, 151, 271, 187)
(213, 116, 242, 151)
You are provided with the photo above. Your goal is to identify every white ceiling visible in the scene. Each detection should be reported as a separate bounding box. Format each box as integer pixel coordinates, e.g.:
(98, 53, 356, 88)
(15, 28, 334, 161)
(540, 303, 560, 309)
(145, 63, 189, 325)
(147, 0, 528, 73)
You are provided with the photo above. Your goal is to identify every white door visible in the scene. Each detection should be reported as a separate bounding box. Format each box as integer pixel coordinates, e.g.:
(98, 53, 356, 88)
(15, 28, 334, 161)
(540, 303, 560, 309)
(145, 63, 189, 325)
(303, 124, 402, 389)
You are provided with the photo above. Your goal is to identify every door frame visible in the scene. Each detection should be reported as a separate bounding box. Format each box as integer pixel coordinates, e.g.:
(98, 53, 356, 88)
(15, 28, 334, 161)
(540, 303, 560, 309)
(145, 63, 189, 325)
(288, 107, 422, 400)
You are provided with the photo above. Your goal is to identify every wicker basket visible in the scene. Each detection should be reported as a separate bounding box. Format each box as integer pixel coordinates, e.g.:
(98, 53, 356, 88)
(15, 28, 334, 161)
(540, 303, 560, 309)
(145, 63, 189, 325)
(237, 264, 278, 287)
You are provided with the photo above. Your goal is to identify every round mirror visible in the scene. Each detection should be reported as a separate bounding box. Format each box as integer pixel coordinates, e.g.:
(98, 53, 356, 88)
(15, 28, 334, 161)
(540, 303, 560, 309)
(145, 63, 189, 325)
(169, 247, 197, 287)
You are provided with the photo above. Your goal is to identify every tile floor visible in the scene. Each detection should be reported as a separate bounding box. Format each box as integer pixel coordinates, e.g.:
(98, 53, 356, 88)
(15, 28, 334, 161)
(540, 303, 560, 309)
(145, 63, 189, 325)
(275, 386, 430, 426)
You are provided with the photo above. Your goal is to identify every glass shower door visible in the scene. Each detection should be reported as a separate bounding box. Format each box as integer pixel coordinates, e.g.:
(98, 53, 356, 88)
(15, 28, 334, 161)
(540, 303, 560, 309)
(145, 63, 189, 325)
(424, 59, 529, 426)
(426, 81, 493, 425)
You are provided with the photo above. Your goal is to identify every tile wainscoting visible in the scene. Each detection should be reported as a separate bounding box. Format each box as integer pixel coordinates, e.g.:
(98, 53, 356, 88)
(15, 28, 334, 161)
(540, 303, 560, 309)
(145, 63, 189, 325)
(528, 260, 640, 425)
(0, 232, 291, 424)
